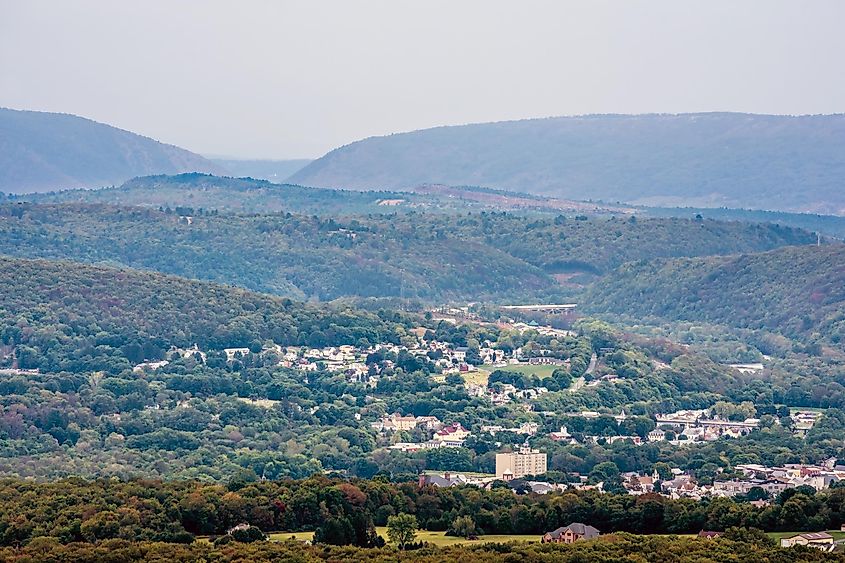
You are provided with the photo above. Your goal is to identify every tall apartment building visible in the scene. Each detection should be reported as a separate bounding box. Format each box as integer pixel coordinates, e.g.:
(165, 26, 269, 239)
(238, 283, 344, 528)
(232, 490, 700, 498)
(495, 447, 547, 480)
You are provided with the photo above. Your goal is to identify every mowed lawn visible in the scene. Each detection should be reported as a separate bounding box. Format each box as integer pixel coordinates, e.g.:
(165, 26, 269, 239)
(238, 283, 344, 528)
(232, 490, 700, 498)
(269, 527, 539, 545)
(414, 530, 538, 546)
(766, 530, 845, 541)
(479, 363, 560, 379)
(268, 531, 316, 542)
(789, 406, 826, 414)
(453, 363, 563, 387)
(206, 529, 845, 546)
(461, 370, 489, 386)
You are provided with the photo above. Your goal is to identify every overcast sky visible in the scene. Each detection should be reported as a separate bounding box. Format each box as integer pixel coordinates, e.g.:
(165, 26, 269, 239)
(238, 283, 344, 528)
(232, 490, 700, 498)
(2, 1, 844, 159)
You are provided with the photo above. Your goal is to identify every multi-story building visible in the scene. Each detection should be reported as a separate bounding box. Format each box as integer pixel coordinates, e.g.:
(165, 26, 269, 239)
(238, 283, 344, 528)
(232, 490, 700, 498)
(432, 422, 471, 445)
(495, 447, 547, 480)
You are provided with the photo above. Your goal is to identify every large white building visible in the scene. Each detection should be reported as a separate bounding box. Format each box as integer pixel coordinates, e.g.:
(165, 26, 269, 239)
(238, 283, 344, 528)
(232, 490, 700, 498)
(495, 447, 547, 480)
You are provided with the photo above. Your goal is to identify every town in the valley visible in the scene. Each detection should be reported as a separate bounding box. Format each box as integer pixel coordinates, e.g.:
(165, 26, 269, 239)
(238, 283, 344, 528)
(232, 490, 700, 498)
(125, 304, 844, 513)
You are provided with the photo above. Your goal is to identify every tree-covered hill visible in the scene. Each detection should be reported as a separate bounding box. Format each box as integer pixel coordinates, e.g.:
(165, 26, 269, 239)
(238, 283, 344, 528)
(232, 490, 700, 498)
(14, 173, 633, 216)
(0, 256, 412, 374)
(289, 112, 845, 215)
(641, 205, 845, 240)
(586, 245, 845, 345)
(16, 172, 845, 238)
(0, 108, 223, 193)
(0, 203, 818, 301)
(16, 173, 440, 216)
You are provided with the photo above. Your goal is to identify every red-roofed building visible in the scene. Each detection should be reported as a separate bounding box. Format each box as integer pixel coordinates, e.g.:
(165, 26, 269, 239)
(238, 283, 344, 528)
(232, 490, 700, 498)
(432, 422, 471, 445)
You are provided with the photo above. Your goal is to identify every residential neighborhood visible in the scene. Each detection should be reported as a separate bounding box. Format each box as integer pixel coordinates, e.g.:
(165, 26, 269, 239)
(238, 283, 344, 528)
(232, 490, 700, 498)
(131, 315, 843, 530)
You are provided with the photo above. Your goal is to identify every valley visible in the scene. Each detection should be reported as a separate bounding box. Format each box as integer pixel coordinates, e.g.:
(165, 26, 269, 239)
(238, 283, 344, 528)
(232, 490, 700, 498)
(1, 186, 844, 559)
(2, 8, 845, 558)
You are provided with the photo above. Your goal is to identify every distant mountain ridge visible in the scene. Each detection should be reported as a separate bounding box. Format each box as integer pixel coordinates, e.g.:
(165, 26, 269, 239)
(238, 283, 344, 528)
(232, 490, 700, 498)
(289, 112, 845, 215)
(0, 108, 223, 193)
(17, 173, 635, 216)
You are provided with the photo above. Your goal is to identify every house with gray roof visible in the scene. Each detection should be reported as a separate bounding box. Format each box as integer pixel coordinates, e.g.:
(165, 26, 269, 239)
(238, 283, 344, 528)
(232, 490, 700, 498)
(542, 523, 600, 544)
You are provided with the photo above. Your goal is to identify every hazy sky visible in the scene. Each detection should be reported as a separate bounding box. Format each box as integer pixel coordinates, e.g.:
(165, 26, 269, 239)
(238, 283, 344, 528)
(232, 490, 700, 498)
(2, 1, 844, 158)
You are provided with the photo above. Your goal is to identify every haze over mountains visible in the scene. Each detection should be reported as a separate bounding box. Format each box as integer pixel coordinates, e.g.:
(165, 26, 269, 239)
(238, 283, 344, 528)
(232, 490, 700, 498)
(208, 158, 312, 182)
(290, 113, 845, 215)
(0, 107, 222, 193)
(6, 108, 845, 216)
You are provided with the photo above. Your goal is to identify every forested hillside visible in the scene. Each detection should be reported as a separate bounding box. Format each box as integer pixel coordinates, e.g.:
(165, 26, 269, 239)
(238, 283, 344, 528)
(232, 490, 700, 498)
(19, 172, 845, 237)
(587, 245, 845, 345)
(290, 113, 845, 214)
(642, 206, 845, 239)
(0, 256, 412, 374)
(16, 173, 633, 216)
(0, 203, 817, 301)
(0, 108, 222, 193)
(18, 173, 441, 215)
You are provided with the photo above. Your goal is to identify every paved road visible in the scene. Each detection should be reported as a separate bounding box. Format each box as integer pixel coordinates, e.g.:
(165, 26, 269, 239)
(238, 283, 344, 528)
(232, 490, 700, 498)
(568, 352, 596, 393)
(585, 352, 597, 375)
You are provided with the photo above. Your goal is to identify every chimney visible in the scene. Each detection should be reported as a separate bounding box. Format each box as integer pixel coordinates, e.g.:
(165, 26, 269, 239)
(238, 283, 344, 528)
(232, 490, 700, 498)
(418, 473, 427, 489)
(444, 472, 451, 481)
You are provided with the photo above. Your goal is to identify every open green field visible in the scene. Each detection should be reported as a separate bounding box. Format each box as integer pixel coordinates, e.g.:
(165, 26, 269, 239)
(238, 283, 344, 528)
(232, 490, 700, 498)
(458, 363, 563, 388)
(202, 529, 845, 546)
(268, 531, 316, 542)
(789, 406, 826, 414)
(269, 527, 539, 546)
(766, 530, 845, 541)
(411, 530, 538, 546)
(461, 370, 489, 386)
(480, 363, 560, 379)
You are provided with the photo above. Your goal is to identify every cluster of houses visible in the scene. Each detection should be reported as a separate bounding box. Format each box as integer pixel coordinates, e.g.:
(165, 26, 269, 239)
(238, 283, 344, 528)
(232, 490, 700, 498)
(480, 422, 539, 436)
(420, 458, 845, 509)
(644, 409, 760, 443)
(725, 462, 845, 495)
(545, 411, 758, 448)
(415, 443, 845, 505)
(792, 410, 824, 431)
(467, 382, 550, 405)
(548, 407, 822, 449)
(548, 406, 824, 449)
(370, 412, 445, 433)
(418, 472, 569, 494)
(615, 470, 708, 498)
(155, 330, 570, 388)
(651, 408, 821, 440)
(371, 413, 474, 452)
(616, 459, 845, 500)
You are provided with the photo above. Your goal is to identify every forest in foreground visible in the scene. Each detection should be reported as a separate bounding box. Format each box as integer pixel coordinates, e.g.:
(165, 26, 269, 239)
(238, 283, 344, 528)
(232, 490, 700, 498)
(0, 534, 841, 563)
(0, 476, 844, 561)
